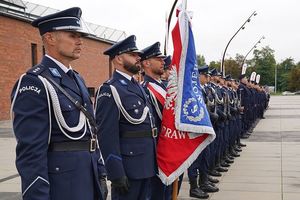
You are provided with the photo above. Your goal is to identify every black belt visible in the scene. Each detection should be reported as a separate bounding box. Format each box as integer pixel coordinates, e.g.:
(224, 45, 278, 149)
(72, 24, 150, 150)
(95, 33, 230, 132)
(121, 129, 157, 138)
(48, 139, 97, 152)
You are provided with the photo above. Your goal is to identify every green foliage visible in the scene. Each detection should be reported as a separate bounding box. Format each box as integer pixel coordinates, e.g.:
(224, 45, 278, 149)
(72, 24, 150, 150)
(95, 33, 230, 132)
(200, 45, 300, 88)
(251, 46, 276, 86)
(223, 57, 240, 79)
(196, 54, 206, 66)
(208, 61, 221, 70)
(287, 67, 300, 91)
(276, 58, 295, 91)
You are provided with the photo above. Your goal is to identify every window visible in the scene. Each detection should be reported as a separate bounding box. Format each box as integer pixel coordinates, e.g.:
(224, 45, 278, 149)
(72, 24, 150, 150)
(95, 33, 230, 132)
(31, 43, 37, 66)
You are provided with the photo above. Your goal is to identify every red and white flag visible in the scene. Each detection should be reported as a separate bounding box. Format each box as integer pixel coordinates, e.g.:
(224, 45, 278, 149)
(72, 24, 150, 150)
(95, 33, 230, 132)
(157, 3, 216, 185)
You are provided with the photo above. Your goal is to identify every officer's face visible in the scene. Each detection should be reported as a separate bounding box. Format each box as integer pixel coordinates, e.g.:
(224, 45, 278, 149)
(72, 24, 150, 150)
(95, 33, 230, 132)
(241, 77, 247, 84)
(52, 31, 83, 61)
(121, 52, 141, 75)
(199, 74, 207, 84)
(149, 57, 165, 76)
(206, 75, 211, 82)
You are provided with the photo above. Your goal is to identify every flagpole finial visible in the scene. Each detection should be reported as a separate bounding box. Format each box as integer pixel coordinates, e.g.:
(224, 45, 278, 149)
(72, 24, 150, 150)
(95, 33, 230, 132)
(182, 0, 187, 11)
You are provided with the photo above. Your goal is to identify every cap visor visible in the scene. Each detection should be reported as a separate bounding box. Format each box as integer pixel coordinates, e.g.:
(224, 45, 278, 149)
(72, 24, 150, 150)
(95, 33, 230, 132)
(131, 49, 143, 54)
(64, 29, 90, 37)
(157, 54, 166, 59)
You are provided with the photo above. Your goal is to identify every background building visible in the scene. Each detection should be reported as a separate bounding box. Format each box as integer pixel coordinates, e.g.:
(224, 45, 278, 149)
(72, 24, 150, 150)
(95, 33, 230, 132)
(0, 0, 126, 120)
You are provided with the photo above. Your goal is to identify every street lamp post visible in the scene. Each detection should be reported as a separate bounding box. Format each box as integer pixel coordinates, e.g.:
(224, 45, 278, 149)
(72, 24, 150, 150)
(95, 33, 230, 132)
(275, 65, 277, 93)
(221, 11, 257, 76)
(241, 36, 265, 68)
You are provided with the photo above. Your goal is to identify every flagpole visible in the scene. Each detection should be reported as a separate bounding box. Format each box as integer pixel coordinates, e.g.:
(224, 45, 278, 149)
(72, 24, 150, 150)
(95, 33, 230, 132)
(172, 178, 179, 200)
(164, 0, 178, 55)
(172, 1, 187, 200)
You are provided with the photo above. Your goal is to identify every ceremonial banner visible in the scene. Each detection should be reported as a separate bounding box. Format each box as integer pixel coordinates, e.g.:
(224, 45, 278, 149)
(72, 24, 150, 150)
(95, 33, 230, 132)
(157, 5, 216, 185)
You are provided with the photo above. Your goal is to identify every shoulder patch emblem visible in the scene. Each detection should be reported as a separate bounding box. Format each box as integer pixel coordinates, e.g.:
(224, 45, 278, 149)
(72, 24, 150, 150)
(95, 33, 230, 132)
(49, 68, 61, 77)
(119, 79, 127, 85)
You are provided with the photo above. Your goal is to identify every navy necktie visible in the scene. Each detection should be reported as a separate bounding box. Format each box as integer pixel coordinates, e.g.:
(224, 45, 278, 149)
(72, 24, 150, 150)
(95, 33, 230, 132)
(67, 70, 81, 94)
(131, 77, 137, 84)
(67, 69, 75, 79)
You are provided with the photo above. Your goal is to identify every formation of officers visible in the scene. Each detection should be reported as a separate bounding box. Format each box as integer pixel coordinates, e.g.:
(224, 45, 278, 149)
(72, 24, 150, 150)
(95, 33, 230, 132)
(10, 7, 270, 200)
(187, 66, 269, 199)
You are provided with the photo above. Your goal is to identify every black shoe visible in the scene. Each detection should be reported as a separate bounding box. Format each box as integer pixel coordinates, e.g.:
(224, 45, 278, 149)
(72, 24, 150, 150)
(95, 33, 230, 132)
(190, 188, 209, 199)
(241, 135, 249, 139)
(227, 155, 235, 160)
(208, 176, 219, 183)
(209, 170, 222, 177)
(208, 181, 216, 187)
(221, 162, 230, 168)
(225, 158, 234, 164)
(216, 166, 228, 172)
(200, 183, 219, 193)
(230, 151, 240, 157)
(238, 142, 247, 147)
(234, 146, 242, 152)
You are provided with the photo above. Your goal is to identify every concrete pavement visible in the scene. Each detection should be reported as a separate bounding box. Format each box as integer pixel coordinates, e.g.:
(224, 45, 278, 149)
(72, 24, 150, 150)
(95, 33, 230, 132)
(1, 95, 300, 200)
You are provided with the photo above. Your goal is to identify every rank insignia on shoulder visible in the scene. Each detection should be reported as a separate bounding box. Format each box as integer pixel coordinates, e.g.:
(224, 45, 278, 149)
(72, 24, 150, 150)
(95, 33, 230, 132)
(32, 67, 41, 73)
(119, 79, 127, 85)
(27, 65, 46, 75)
(105, 79, 112, 84)
(49, 68, 61, 78)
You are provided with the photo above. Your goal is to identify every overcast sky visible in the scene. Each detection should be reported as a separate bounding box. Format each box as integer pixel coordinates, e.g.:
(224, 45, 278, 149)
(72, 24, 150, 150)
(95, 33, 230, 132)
(27, 0, 300, 64)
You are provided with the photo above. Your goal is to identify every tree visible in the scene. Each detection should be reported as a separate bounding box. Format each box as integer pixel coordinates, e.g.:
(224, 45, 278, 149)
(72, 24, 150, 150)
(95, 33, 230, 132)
(208, 61, 221, 71)
(197, 54, 206, 66)
(251, 46, 276, 86)
(235, 53, 244, 67)
(277, 58, 295, 91)
(223, 57, 240, 79)
(287, 67, 300, 91)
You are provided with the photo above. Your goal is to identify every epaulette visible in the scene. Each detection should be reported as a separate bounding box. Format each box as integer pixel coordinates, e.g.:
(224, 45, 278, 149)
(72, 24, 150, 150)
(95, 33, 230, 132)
(26, 64, 46, 76)
(104, 78, 115, 85)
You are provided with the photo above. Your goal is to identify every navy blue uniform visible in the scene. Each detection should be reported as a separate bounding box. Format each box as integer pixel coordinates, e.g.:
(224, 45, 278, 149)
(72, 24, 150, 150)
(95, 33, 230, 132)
(11, 56, 105, 200)
(96, 71, 156, 200)
(238, 83, 251, 136)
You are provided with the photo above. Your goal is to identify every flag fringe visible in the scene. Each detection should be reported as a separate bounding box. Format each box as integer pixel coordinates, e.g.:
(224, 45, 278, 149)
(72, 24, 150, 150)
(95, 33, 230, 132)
(157, 133, 215, 186)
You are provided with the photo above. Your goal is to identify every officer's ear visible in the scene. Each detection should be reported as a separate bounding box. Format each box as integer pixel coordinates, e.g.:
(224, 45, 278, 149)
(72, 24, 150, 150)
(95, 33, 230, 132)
(43, 32, 57, 46)
(143, 60, 151, 68)
(114, 54, 124, 65)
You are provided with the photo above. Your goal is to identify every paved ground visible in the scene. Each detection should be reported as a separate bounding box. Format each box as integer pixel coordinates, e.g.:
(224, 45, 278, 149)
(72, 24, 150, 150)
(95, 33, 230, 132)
(1, 95, 300, 200)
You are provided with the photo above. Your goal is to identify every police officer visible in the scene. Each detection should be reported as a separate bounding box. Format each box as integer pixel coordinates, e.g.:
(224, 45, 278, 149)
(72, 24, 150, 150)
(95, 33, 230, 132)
(95, 35, 157, 200)
(11, 7, 107, 200)
(238, 74, 251, 139)
(140, 42, 168, 200)
(140, 42, 166, 132)
(140, 42, 185, 200)
(187, 66, 221, 199)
